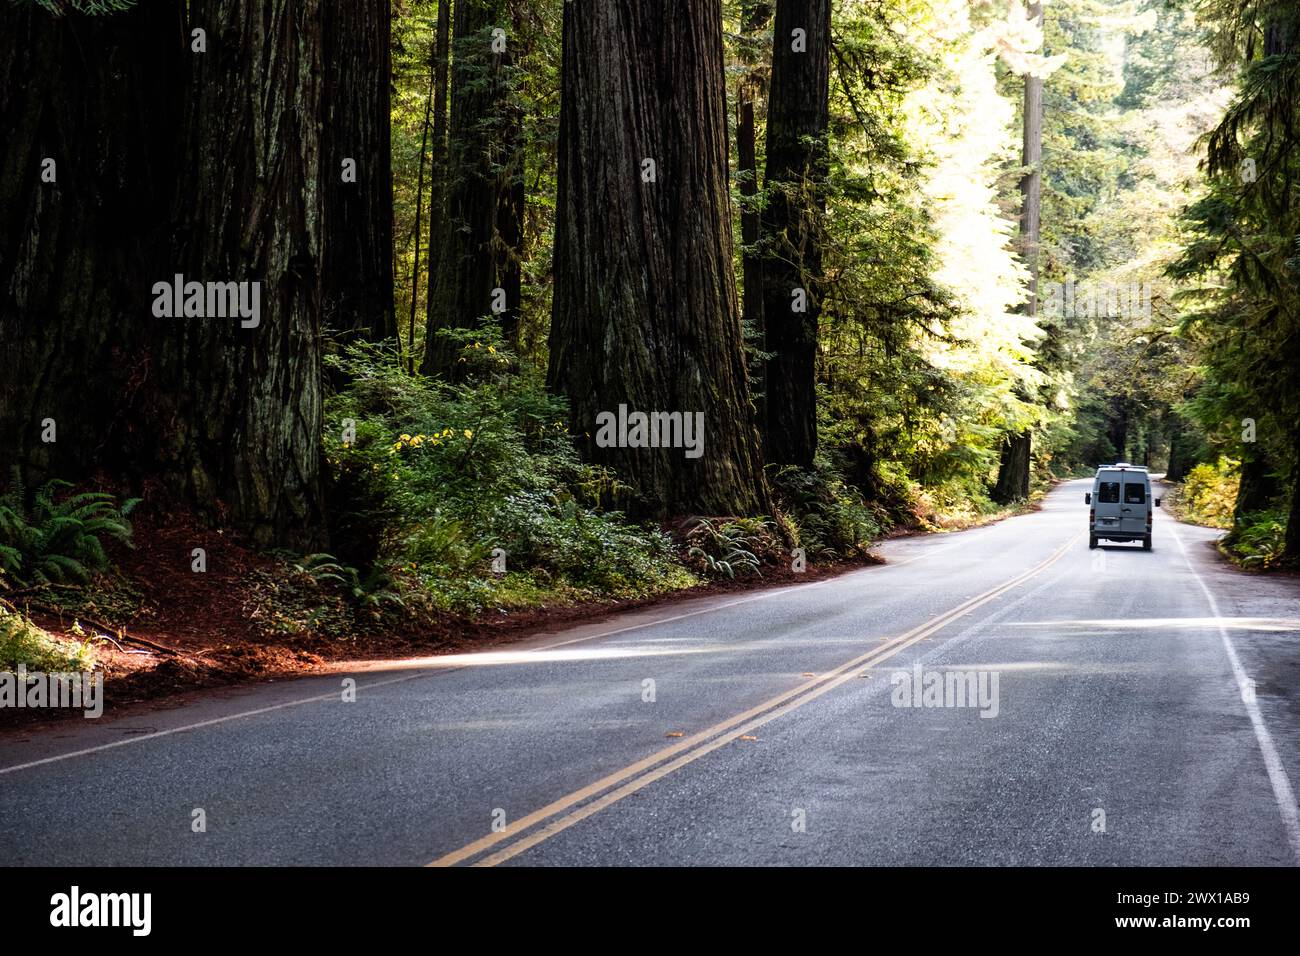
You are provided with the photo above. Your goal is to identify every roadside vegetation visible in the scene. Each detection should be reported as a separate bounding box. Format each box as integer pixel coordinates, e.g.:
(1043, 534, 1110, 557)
(1164, 458, 1289, 569)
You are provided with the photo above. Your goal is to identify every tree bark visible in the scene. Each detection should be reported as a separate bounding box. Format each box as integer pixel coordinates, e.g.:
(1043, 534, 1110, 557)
(1019, 0, 1044, 315)
(406, 53, 436, 373)
(991, 0, 1043, 505)
(421, 0, 523, 375)
(1106, 402, 1129, 463)
(759, 0, 830, 469)
(737, 1, 772, 434)
(321, 0, 395, 342)
(421, 0, 453, 357)
(991, 431, 1032, 502)
(162, 0, 327, 548)
(547, 0, 770, 517)
(1234, 453, 1278, 520)
(493, 0, 525, 351)
(0, 3, 182, 488)
(1, 1, 328, 549)
(1165, 426, 1189, 482)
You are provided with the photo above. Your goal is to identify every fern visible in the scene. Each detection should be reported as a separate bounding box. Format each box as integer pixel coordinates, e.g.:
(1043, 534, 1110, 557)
(0, 469, 136, 587)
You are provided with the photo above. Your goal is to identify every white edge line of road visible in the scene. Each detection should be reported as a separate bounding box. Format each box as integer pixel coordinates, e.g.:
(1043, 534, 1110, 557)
(1168, 520, 1300, 861)
(0, 670, 436, 777)
(0, 509, 1008, 776)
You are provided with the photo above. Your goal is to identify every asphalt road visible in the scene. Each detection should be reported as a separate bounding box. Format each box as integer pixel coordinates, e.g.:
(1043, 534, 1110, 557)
(3, 478, 1299, 866)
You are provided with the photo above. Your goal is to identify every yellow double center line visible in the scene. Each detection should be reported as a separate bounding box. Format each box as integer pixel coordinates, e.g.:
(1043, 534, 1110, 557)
(429, 530, 1081, 867)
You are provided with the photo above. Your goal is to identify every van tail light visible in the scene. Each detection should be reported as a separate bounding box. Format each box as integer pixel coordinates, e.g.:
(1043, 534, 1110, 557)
(1090, 509, 1095, 523)
(1147, 511, 1152, 529)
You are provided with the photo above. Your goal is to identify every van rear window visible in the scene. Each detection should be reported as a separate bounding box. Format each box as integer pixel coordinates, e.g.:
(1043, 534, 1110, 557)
(1123, 483, 1146, 504)
(1097, 482, 1120, 503)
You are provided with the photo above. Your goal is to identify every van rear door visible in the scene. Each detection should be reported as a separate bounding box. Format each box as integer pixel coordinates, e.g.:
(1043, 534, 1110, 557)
(1120, 474, 1148, 536)
(1093, 471, 1123, 535)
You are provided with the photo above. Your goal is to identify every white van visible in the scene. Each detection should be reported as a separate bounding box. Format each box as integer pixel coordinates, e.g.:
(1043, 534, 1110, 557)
(1085, 464, 1160, 550)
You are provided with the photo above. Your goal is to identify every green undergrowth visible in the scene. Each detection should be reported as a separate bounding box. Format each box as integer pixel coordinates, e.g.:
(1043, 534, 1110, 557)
(313, 338, 909, 626)
(0, 607, 97, 673)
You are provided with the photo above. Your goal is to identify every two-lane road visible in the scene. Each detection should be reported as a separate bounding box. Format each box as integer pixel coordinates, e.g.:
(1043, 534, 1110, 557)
(3, 479, 1299, 865)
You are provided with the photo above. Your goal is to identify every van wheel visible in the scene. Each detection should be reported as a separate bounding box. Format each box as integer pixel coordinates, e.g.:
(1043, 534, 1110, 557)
(1143, 535, 1152, 551)
(1089, 535, 1097, 549)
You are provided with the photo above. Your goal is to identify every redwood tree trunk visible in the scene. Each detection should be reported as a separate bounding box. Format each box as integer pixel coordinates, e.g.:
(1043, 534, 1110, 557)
(3, 2, 335, 549)
(760, 0, 831, 468)
(1165, 425, 1189, 482)
(1234, 453, 1279, 520)
(737, 1, 772, 424)
(992, 432, 1032, 502)
(1019, 0, 1044, 315)
(163, 0, 327, 548)
(421, 0, 523, 375)
(0, 3, 182, 487)
(992, 0, 1043, 505)
(422, 0, 452, 352)
(321, 0, 396, 342)
(548, 0, 770, 517)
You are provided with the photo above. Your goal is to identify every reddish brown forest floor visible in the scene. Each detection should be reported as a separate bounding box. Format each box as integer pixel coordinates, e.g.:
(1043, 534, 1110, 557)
(4, 499, 883, 728)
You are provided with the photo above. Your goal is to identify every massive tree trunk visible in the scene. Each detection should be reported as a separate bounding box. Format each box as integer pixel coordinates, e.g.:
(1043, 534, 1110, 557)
(321, 0, 395, 342)
(162, 0, 327, 548)
(1234, 453, 1278, 520)
(991, 432, 1032, 503)
(0, 4, 181, 488)
(547, 0, 770, 517)
(759, 0, 831, 468)
(1106, 401, 1129, 462)
(1019, 0, 1044, 316)
(1, 1, 328, 549)
(992, 0, 1043, 505)
(421, 0, 523, 375)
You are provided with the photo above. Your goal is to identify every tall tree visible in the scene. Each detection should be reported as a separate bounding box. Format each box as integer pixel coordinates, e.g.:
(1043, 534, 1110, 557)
(0, 1, 329, 548)
(321, 0, 396, 342)
(759, 0, 831, 469)
(992, 0, 1044, 504)
(736, 1, 773, 375)
(163, 0, 327, 547)
(421, 0, 453, 356)
(1174, 0, 1300, 559)
(0, 3, 179, 489)
(421, 0, 524, 375)
(548, 0, 770, 517)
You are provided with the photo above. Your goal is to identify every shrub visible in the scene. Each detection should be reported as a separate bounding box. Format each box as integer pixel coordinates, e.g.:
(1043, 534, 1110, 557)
(1223, 510, 1288, 569)
(0, 608, 97, 672)
(323, 339, 693, 614)
(1180, 458, 1239, 529)
(685, 517, 778, 579)
(770, 463, 885, 557)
